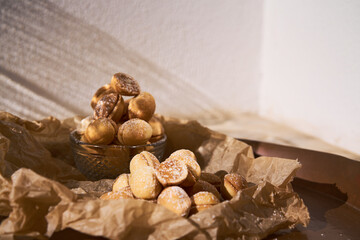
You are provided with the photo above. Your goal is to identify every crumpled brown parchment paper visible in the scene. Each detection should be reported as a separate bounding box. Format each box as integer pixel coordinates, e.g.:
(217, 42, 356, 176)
(0, 112, 309, 239)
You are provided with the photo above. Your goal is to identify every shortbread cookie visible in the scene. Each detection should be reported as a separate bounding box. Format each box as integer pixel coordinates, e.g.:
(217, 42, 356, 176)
(128, 92, 156, 121)
(111, 72, 140, 96)
(91, 84, 115, 109)
(78, 116, 94, 134)
(120, 98, 131, 122)
(148, 116, 164, 139)
(191, 191, 220, 205)
(170, 150, 201, 187)
(84, 118, 116, 145)
(156, 158, 188, 187)
(185, 180, 221, 200)
(157, 186, 191, 217)
(221, 173, 248, 200)
(117, 119, 153, 145)
(129, 151, 160, 173)
(129, 166, 162, 199)
(112, 173, 130, 192)
(189, 191, 220, 215)
(94, 93, 125, 123)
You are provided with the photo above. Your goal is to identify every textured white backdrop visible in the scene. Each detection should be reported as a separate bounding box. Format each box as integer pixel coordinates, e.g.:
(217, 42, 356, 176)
(0, 0, 262, 124)
(1, 0, 359, 155)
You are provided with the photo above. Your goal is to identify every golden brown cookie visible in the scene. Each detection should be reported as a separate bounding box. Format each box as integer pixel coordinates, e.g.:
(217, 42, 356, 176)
(128, 92, 156, 122)
(120, 98, 131, 122)
(200, 172, 222, 191)
(78, 116, 94, 134)
(157, 186, 191, 217)
(156, 158, 188, 187)
(112, 173, 130, 192)
(94, 93, 125, 123)
(221, 173, 248, 200)
(117, 119, 153, 145)
(109, 123, 121, 144)
(191, 191, 220, 205)
(189, 191, 220, 215)
(148, 116, 164, 138)
(129, 166, 162, 199)
(100, 186, 134, 200)
(91, 84, 115, 109)
(84, 118, 116, 145)
(111, 72, 140, 96)
(129, 151, 160, 173)
(169, 150, 201, 187)
(185, 180, 221, 200)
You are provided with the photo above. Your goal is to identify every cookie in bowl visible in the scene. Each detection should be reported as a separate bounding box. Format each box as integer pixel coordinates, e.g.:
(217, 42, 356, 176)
(70, 72, 166, 180)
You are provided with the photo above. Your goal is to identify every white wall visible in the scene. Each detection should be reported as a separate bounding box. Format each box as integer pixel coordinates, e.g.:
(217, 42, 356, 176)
(261, 0, 360, 154)
(47, 0, 262, 124)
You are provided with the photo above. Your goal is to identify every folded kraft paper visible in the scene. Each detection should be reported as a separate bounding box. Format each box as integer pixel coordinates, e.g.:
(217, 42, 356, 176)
(0, 112, 309, 239)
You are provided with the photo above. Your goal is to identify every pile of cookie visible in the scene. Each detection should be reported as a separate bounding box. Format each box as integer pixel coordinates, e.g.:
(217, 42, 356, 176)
(80, 72, 164, 145)
(100, 149, 248, 217)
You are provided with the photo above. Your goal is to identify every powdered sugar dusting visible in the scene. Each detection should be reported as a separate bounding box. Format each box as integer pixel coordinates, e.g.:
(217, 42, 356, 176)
(130, 166, 161, 199)
(112, 173, 130, 192)
(140, 151, 160, 170)
(158, 186, 191, 216)
(94, 93, 118, 119)
(100, 186, 134, 200)
(113, 73, 140, 95)
(170, 149, 200, 178)
(157, 158, 187, 185)
(191, 191, 220, 205)
(120, 119, 152, 145)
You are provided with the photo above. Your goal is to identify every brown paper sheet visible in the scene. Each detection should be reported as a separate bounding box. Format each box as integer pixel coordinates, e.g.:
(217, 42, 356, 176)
(0, 112, 309, 239)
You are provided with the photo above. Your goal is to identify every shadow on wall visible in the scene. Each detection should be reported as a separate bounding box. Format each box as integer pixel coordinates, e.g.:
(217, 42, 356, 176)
(0, 0, 232, 124)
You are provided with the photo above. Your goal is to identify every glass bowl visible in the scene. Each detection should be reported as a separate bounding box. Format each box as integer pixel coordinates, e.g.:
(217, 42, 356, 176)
(69, 130, 167, 181)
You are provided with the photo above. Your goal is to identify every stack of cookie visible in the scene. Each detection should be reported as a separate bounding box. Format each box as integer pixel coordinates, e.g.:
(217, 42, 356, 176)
(80, 72, 165, 146)
(100, 149, 248, 217)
